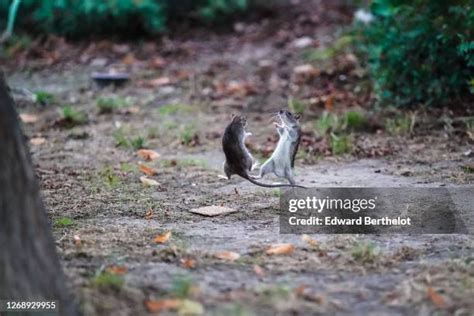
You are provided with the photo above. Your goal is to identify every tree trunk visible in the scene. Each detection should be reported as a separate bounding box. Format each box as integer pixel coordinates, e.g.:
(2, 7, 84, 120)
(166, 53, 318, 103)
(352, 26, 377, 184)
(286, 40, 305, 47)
(0, 73, 80, 316)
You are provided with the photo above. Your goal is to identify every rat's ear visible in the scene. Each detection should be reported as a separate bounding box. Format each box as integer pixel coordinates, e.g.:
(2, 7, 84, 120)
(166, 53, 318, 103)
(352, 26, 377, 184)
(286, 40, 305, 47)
(294, 113, 302, 120)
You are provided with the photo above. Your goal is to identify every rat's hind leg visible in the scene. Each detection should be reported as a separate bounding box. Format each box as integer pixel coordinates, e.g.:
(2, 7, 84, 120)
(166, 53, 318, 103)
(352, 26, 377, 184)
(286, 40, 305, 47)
(285, 167, 296, 185)
(219, 162, 232, 180)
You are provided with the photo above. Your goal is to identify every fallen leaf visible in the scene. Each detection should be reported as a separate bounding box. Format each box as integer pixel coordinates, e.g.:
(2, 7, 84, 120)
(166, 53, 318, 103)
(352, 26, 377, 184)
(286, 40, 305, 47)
(139, 163, 158, 176)
(20, 113, 39, 123)
(149, 56, 166, 69)
(144, 208, 153, 220)
(181, 258, 197, 269)
(427, 287, 445, 308)
(293, 64, 319, 84)
(73, 234, 81, 246)
(301, 234, 318, 247)
(325, 95, 334, 112)
(140, 176, 160, 186)
(145, 299, 181, 313)
(148, 76, 171, 87)
(137, 149, 160, 161)
(178, 299, 204, 315)
(189, 205, 237, 217)
(106, 265, 128, 275)
(154, 231, 171, 244)
(214, 251, 240, 262)
(266, 243, 295, 255)
(253, 265, 265, 277)
(122, 53, 136, 65)
(30, 137, 46, 146)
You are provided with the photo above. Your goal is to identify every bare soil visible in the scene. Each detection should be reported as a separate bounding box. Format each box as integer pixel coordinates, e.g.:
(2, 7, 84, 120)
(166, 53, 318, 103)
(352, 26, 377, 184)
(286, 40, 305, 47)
(5, 1, 473, 315)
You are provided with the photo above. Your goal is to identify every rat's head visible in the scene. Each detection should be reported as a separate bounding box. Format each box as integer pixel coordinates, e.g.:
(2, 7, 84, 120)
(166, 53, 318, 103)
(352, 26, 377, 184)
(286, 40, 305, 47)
(278, 110, 301, 128)
(231, 114, 247, 131)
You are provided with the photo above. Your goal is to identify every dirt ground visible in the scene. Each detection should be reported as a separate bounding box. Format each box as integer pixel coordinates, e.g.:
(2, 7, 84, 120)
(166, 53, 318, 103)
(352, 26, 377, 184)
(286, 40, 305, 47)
(4, 1, 474, 315)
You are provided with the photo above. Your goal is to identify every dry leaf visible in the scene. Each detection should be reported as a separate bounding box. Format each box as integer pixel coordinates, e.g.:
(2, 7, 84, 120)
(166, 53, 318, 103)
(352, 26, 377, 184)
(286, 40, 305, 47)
(30, 137, 46, 146)
(214, 251, 240, 262)
(145, 299, 181, 313)
(139, 163, 158, 176)
(266, 243, 295, 255)
(325, 95, 334, 112)
(140, 176, 159, 186)
(181, 258, 197, 269)
(106, 265, 128, 275)
(73, 234, 81, 246)
(189, 205, 237, 217)
(137, 149, 160, 161)
(427, 287, 445, 308)
(178, 300, 204, 315)
(148, 76, 171, 87)
(122, 53, 136, 65)
(301, 234, 318, 247)
(253, 265, 265, 277)
(154, 231, 171, 244)
(144, 208, 153, 220)
(149, 56, 166, 69)
(20, 113, 39, 123)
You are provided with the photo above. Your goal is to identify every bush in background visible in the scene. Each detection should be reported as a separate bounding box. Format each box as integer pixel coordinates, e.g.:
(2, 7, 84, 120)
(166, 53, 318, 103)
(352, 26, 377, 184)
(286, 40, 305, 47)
(0, 0, 249, 37)
(355, 0, 474, 107)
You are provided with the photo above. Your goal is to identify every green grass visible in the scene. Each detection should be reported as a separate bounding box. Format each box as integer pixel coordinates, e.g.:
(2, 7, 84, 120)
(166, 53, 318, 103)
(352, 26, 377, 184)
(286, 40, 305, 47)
(351, 242, 380, 264)
(92, 272, 124, 291)
(180, 124, 197, 145)
(343, 111, 367, 131)
(60, 105, 87, 126)
(54, 217, 74, 228)
(170, 275, 194, 298)
(158, 103, 192, 116)
(34, 90, 55, 105)
(113, 127, 147, 150)
(130, 136, 146, 150)
(100, 166, 120, 188)
(330, 133, 352, 155)
(314, 112, 339, 136)
(288, 97, 306, 114)
(96, 97, 128, 114)
(385, 115, 413, 136)
(304, 35, 353, 62)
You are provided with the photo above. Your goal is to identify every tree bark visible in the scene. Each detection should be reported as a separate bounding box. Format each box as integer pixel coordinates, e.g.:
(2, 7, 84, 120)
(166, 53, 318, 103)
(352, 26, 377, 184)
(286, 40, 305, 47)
(0, 73, 80, 316)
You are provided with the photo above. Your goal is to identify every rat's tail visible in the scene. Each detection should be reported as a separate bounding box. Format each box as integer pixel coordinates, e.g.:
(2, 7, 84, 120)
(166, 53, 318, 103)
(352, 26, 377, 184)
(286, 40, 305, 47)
(244, 175, 307, 189)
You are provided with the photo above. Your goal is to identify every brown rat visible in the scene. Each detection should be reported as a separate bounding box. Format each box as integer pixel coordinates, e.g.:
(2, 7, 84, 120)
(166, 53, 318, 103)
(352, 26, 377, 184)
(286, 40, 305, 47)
(222, 115, 306, 188)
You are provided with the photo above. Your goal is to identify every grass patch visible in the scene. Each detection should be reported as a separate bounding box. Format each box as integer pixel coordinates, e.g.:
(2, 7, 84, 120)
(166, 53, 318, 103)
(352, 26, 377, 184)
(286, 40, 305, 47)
(130, 136, 146, 150)
(92, 272, 124, 291)
(97, 96, 128, 114)
(100, 166, 120, 188)
(288, 97, 306, 114)
(385, 116, 412, 136)
(352, 242, 380, 264)
(60, 105, 88, 126)
(314, 111, 340, 136)
(330, 133, 352, 155)
(54, 217, 74, 228)
(304, 35, 353, 62)
(343, 110, 367, 131)
(34, 90, 55, 105)
(113, 127, 147, 150)
(170, 275, 194, 298)
(158, 103, 193, 116)
(180, 124, 197, 146)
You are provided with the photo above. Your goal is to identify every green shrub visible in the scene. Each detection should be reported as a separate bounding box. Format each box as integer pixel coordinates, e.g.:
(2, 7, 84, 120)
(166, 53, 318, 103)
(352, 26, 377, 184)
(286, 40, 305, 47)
(0, 0, 252, 37)
(355, 0, 474, 107)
